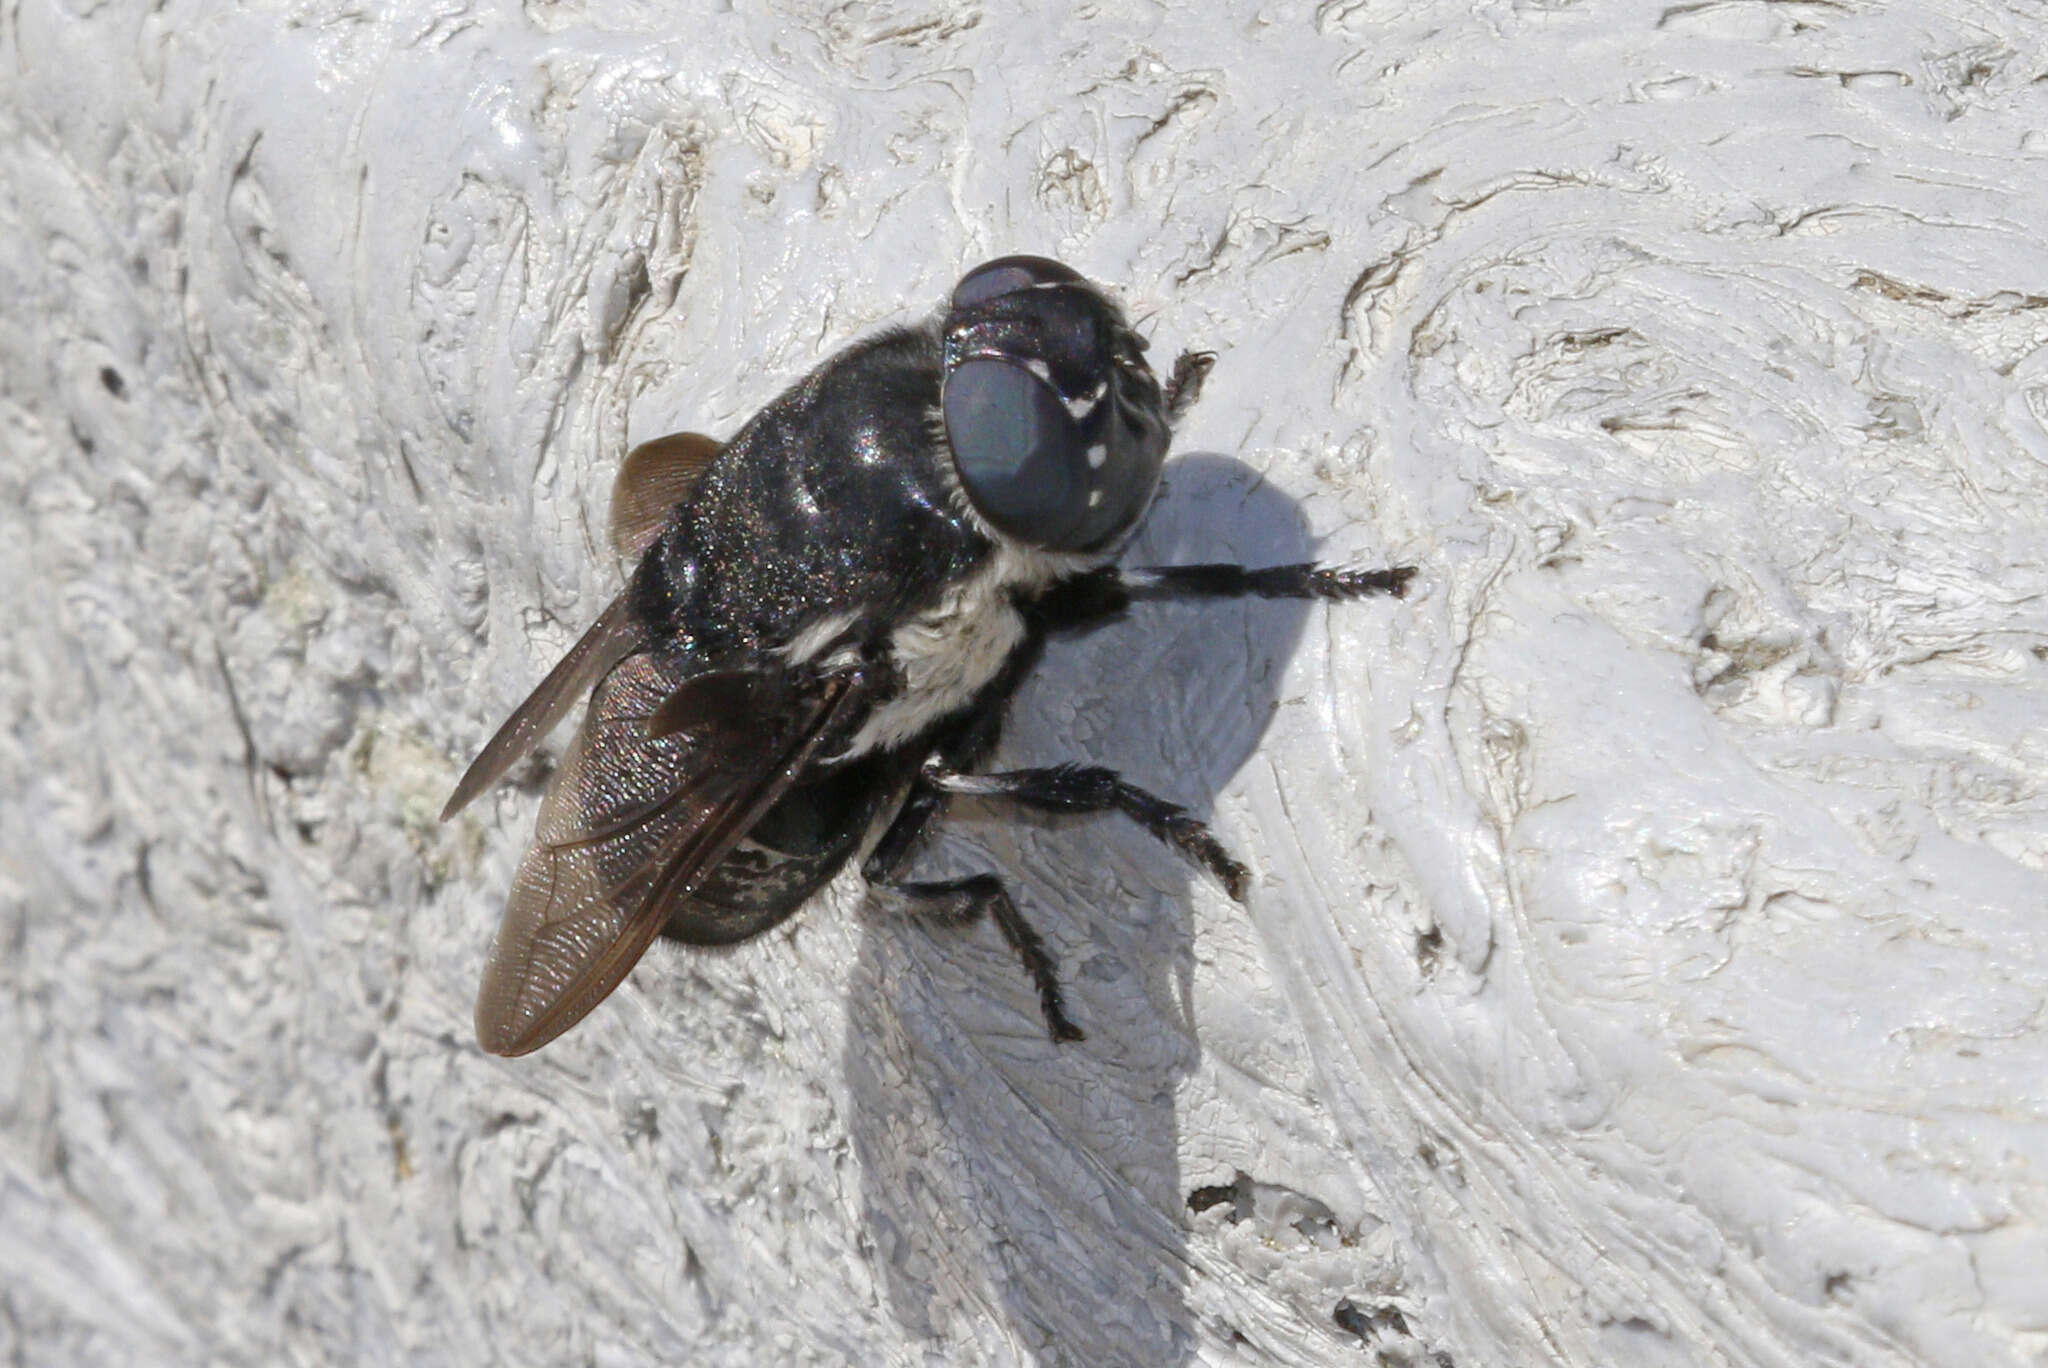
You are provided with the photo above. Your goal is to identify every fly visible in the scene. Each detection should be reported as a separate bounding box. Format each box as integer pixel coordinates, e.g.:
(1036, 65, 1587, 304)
(442, 256, 1415, 1055)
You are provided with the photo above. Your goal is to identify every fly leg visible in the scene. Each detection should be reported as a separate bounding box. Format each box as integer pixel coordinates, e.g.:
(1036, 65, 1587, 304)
(1162, 350, 1215, 425)
(1156, 350, 1409, 600)
(863, 757, 1252, 1042)
(865, 870, 1085, 1043)
(1030, 560, 1416, 635)
(861, 714, 1085, 1042)
(920, 764, 1248, 900)
(1124, 562, 1417, 602)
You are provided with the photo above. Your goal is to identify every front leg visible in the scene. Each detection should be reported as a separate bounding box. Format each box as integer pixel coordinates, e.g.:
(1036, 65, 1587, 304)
(1126, 562, 1416, 602)
(1032, 559, 1416, 635)
(1162, 350, 1216, 425)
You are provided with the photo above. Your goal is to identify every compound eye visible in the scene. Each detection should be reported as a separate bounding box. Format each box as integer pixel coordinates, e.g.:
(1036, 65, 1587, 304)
(950, 255, 1084, 312)
(942, 358, 1087, 544)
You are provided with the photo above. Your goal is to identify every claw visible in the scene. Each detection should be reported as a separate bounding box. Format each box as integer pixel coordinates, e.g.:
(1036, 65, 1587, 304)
(1314, 564, 1417, 600)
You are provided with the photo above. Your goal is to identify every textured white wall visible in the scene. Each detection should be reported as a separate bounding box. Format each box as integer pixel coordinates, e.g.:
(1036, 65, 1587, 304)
(6, 2, 2048, 1365)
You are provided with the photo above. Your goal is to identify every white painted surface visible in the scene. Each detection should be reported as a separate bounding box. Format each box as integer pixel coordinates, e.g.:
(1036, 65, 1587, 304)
(5, 3, 2047, 1365)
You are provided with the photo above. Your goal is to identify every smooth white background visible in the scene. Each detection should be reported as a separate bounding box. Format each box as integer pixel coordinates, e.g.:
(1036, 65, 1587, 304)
(5, 3, 2046, 1364)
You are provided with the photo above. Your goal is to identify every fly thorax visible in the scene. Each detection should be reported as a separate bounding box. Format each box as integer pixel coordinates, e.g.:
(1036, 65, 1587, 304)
(836, 542, 1095, 757)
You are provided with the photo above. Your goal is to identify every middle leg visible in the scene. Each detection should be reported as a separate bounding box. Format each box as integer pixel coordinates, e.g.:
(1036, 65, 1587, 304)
(920, 762, 1249, 901)
(861, 711, 1089, 1043)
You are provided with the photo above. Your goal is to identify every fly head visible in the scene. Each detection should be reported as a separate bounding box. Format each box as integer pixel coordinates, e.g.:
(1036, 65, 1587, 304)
(940, 256, 1169, 555)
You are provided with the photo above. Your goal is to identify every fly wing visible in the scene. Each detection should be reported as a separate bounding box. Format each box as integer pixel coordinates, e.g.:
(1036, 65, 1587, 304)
(473, 651, 867, 1056)
(609, 431, 723, 562)
(449, 425, 727, 826)
(441, 594, 646, 822)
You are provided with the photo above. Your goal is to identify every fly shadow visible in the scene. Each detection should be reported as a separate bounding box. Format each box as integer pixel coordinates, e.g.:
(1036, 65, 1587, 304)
(841, 450, 1371, 1365)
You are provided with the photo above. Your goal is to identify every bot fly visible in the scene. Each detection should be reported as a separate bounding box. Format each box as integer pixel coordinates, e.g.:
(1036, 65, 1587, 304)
(442, 255, 1414, 1055)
